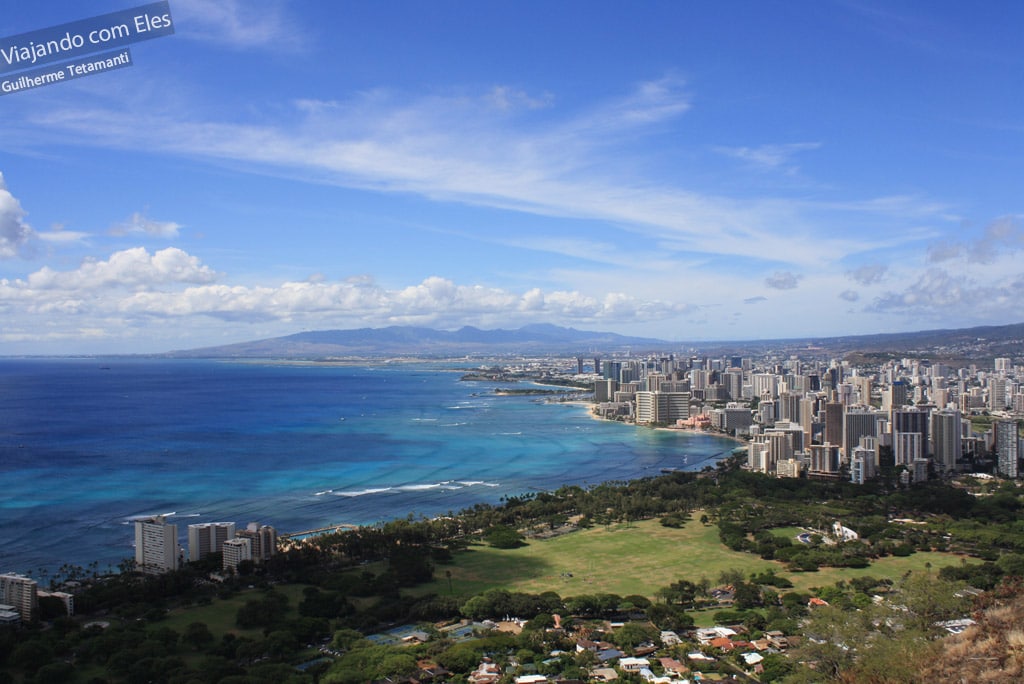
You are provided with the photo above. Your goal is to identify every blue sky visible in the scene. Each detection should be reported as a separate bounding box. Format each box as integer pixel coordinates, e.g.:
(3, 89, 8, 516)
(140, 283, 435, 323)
(2, 0, 1023, 354)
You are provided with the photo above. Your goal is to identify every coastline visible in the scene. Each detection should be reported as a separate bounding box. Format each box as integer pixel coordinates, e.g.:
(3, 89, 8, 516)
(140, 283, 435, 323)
(0, 361, 741, 575)
(564, 399, 748, 447)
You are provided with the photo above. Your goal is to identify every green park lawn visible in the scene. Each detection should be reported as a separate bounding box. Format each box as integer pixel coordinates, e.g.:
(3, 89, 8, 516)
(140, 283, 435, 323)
(416, 515, 975, 601)
(160, 582, 311, 639)
(153, 518, 975, 641)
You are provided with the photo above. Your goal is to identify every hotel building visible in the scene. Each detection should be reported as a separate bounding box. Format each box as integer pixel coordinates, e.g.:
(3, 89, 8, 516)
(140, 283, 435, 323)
(0, 573, 38, 622)
(135, 515, 181, 574)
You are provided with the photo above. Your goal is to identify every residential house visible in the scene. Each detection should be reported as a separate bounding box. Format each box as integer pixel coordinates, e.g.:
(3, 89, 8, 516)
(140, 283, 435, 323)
(695, 626, 737, 645)
(709, 636, 735, 650)
(468, 658, 501, 684)
(657, 657, 688, 677)
(619, 657, 650, 672)
(514, 676, 547, 684)
(742, 652, 765, 667)
(638, 668, 672, 684)
(660, 631, 681, 646)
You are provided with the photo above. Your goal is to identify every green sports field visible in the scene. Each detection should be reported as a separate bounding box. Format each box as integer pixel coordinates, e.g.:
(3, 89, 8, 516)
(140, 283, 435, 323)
(416, 516, 974, 600)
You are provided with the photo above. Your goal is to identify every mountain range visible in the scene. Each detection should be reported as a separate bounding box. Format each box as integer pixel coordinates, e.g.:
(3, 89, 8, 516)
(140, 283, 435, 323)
(165, 323, 669, 358)
(164, 321, 1024, 360)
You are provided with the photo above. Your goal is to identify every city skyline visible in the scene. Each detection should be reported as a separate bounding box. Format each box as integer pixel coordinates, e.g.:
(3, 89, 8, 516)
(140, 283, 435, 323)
(2, 1, 1024, 354)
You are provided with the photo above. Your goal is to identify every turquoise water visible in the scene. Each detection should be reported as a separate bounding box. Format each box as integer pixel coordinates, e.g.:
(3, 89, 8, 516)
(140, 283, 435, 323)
(0, 359, 736, 575)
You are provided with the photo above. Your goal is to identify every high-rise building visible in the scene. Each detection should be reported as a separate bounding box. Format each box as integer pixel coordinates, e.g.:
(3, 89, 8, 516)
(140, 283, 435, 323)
(808, 443, 841, 477)
(852, 376, 872, 405)
(776, 458, 803, 478)
(0, 573, 38, 623)
(989, 377, 1008, 411)
(850, 447, 877, 484)
(188, 522, 236, 563)
(222, 537, 253, 572)
(719, 406, 754, 434)
(661, 380, 690, 393)
(635, 391, 690, 424)
(893, 431, 924, 466)
(883, 381, 910, 412)
(619, 365, 639, 384)
(767, 421, 805, 453)
(603, 360, 622, 382)
(236, 523, 277, 564)
(752, 373, 778, 400)
(134, 515, 181, 574)
(645, 373, 665, 393)
(843, 408, 881, 461)
(824, 402, 844, 449)
(747, 437, 769, 473)
(593, 379, 617, 403)
(36, 590, 73, 616)
(799, 395, 819, 445)
(995, 420, 1019, 479)
(892, 408, 930, 456)
(778, 392, 802, 423)
(765, 431, 794, 472)
(635, 391, 659, 424)
(722, 370, 744, 401)
(931, 409, 963, 474)
(910, 458, 930, 483)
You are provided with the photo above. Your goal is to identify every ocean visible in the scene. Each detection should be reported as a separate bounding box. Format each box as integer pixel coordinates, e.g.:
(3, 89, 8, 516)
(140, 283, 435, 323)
(0, 358, 737, 576)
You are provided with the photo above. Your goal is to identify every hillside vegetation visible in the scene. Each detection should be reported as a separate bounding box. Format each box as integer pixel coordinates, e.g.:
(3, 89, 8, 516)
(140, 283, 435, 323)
(4, 461, 1024, 682)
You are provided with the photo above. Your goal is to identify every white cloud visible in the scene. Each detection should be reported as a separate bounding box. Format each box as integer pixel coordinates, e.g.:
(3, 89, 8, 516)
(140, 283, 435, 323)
(16, 74, 969, 308)
(171, 0, 301, 50)
(847, 264, 888, 286)
(0, 172, 34, 258)
(22, 247, 217, 291)
(870, 268, 973, 312)
(867, 266, 1024, 324)
(110, 212, 183, 238)
(27, 78, 934, 268)
(764, 271, 802, 290)
(714, 142, 820, 173)
(0, 247, 690, 344)
(926, 240, 961, 263)
(36, 226, 90, 245)
(485, 86, 553, 112)
(116, 275, 688, 325)
(967, 215, 1024, 263)
(839, 290, 860, 302)
(925, 215, 1023, 264)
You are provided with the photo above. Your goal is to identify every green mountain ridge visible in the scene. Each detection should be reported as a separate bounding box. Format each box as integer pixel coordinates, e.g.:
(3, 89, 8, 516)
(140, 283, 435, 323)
(163, 321, 1024, 359)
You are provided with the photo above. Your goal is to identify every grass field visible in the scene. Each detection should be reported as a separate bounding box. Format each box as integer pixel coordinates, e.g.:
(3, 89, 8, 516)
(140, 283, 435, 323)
(768, 526, 806, 540)
(152, 518, 975, 641)
(414, 516, 975, 600)
(161, 582, 311, 638)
